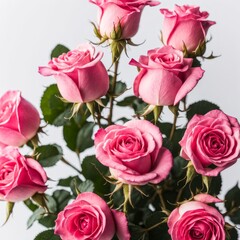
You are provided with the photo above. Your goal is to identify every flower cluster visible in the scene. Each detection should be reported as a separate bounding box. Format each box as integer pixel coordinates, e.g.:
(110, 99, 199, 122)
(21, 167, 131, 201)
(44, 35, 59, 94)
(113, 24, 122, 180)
(1, 1, 240, 240)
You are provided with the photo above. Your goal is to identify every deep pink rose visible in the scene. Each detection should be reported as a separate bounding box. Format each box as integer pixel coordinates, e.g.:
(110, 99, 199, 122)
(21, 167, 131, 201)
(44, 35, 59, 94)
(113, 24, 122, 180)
(39, 43, 109, 103)
(0, 146, 47, 202)
(168, 194, 225, 240)
(89, 0, 160, 39)
(180, 110, 240, 176)
(130, 46, 204, 106)
(160, 5, 216, 53)
(0, 90, 40, 147)
(94, 119, 173, 185)
(55, 192, 130, 240)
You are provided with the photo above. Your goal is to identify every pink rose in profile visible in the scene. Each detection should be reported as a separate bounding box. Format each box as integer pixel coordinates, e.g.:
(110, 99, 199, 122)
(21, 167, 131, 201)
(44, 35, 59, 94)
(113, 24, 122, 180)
(0, 90, 40, 147)
(89, 0, 160, 40)
(160, 5, 216, 53)
(179, 110, 240, 176)
(55, 192, 130, 240)
(94, 119, 173, 185)
(0, 146, 47, 202)
(130, 46, 204, 106)
(168, 194, 225, 240)
(39, 43, 109, 103)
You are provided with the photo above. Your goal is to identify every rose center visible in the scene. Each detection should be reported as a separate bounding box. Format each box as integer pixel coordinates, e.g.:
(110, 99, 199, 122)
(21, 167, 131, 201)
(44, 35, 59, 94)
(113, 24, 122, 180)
(160, 53, 180, 63)
(190, 229, 204, 239)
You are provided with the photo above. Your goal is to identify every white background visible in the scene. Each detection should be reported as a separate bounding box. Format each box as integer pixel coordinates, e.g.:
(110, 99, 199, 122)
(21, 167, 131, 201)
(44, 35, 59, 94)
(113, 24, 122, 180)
(0, 0, 240, 239)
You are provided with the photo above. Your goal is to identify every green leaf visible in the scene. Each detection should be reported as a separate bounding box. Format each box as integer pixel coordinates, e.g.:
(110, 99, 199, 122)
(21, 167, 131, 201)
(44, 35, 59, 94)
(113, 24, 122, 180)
(128, 224, 148, 240)
(63, 121, 95, 153)
(50, 44, 70, 59)
(70, 176, 83, 197)
(36, 144, 63, 167)
(186, 100, 220, 121)
(225, 183, 240, 211)
(114, 81, 127, 97)
(209, 174, 222, 196)
(81, 155, 109, 195)
(34, 230, 61, 240)
(53, 190, 72, 211)
(78, 180, 95, 193)
(226, 225, 238, 240)
(171, 156, 187, 178)
(117, 96, 137, 107)
(27, 195, 57, 228)
(24, 199, 38, 212)
(58, 176, 77, 187)
(40, 84, 71, 126)
(38, 215, 57, 229)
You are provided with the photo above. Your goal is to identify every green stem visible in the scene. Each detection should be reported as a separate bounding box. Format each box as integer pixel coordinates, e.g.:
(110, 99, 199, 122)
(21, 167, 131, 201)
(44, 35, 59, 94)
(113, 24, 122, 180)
(169, 112, 178, 141)
(61, 157, 81, 175)
(108, 59, 120, 125)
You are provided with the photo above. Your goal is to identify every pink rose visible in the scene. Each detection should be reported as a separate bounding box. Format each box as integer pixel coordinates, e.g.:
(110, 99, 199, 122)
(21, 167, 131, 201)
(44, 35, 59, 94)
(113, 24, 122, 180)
(39, 43, 109, 103)
(0, 90, 40, 147)
(55, 192, 130, 240)
(168, 194, 225, 240)
(94, 119, 173, 185)
(89, 0, 160, 40)
(160, 5, 216, 53)
(130, 46, 204, 106)
(0, 146, 47, 202)
(179, 110, 240, 176)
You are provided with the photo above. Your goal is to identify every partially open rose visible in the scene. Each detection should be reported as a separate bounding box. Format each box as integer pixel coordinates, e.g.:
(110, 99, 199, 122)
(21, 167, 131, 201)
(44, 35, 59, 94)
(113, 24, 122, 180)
(130, 46, 204, 106)
(94, 119, 173, 185)
(0, 146, 47, 202)
(39, 43, 109, 103)
(0, 90, 40, 147)
(55, 192, 130, 240)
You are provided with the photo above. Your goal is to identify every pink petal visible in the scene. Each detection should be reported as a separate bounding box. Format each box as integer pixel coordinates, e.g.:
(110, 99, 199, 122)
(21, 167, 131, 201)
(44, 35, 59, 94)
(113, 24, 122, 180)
(54, 73, 83, 103)
(174, 67, 204, 105)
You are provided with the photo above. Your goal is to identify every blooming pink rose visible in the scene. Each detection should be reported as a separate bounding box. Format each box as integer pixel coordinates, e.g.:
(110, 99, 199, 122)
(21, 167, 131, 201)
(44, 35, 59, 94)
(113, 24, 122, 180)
(0, 146, 47, 202)
(94, 119, 173, 185)
(55, 192, 130, 240)
(180, 110, 240, 176)
(130, 46, 204, 106)
(39, 43, 109, 103)
(89, 0, 160, 39)
(0, 90, 40, 147)
(160, 5, 216, 53)
(168, 194, 225, 240)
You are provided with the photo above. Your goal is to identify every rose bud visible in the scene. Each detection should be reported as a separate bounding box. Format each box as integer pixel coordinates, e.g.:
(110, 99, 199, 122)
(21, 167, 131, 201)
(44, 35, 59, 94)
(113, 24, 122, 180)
(89, 0, 160, 40)
(0, 90, 40, 147)
(160, 5, 216, 53)
(39, 43, 109, 103)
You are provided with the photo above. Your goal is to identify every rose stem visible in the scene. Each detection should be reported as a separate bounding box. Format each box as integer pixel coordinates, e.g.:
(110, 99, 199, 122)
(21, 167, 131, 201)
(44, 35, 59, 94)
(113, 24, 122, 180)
(108, 59, 120, 125)
(169, 112, 178, 141)
(61, 157, 81, 175)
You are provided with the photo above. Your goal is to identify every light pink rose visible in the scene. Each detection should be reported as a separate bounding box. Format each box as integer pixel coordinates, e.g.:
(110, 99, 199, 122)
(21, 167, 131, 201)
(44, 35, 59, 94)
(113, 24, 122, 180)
(55, 192, 130, 240)
(0, 146, 47, 202)
(168, 195, 225, 240)
(130, 46, 204, 106)
(0, 90, 40, 147)
(39, 43, 109, 103)
(160, 5, 216, 53)
(94, 119, 173, 185)
(180, 110, 240, 176)
(89, 0, 160, 39)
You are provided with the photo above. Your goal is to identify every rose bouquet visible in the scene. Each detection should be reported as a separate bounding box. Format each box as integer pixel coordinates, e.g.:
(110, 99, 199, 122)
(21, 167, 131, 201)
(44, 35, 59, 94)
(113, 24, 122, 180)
(0, 1, 240, 240)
